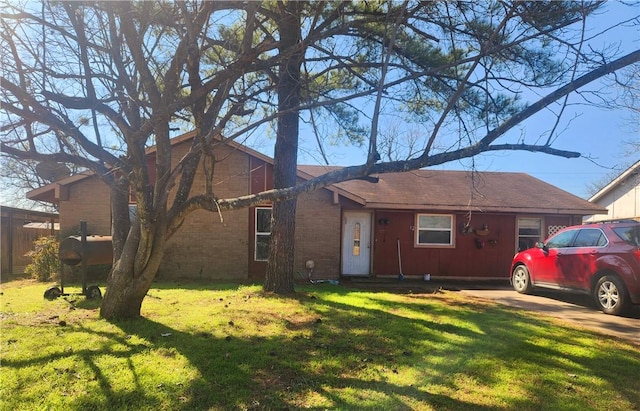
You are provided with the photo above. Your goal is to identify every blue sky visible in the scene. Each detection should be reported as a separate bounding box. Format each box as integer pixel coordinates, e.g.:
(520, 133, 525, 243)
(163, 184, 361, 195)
(287, 0, 640, 200)
(2, 1, 637, 207)
(442, 0, 639, 200)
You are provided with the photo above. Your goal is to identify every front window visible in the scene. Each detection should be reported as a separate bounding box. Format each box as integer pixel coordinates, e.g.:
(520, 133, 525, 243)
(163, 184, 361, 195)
(517, 218, 541, 251)
(255, 207, 272, 261)
(416, 214, 453, 246)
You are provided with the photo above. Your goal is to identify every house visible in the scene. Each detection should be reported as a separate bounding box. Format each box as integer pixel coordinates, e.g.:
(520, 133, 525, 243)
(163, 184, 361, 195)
(1, 205, 59, 278)
(27, 132, 607, 281)
(584, 160, 640, 223)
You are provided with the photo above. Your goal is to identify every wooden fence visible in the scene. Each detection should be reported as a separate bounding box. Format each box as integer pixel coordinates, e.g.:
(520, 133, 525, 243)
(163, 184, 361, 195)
(1, 206, 59, 279)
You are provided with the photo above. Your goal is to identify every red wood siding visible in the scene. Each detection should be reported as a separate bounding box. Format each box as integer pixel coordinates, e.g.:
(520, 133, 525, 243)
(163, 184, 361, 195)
(250, 157, 273, 194)
(373, 211, 519, 279)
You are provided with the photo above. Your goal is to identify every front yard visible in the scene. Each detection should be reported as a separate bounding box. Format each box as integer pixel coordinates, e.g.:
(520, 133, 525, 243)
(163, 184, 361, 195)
(1, 279, 638, 410)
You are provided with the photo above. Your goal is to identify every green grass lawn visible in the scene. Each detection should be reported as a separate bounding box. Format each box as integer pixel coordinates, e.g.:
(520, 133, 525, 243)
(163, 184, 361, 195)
(1, 279, 639, 410)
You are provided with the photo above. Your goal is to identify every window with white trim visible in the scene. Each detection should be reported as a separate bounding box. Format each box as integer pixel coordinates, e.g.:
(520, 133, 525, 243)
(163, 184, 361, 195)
(416, 214, 454, 246)
(255, 207, 272, 261)
(128, 204, 137, 221)
(517, 218, 541, 252)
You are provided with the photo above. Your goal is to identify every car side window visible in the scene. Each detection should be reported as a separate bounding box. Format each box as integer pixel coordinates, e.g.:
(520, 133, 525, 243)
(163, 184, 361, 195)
(573, 229, 607, 247)
(546, 229, 577, 249)
(612, 226, 640, 246)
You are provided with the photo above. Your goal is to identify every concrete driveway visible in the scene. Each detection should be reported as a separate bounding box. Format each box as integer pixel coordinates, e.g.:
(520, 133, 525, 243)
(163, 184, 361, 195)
(459, 284, 640, 345)
(344, 278, 640, 345)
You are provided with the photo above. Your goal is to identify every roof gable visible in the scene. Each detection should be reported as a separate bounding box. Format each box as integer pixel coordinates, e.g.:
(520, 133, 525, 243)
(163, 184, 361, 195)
(27, 132, 359, 204)
(589, 160, 640, 203)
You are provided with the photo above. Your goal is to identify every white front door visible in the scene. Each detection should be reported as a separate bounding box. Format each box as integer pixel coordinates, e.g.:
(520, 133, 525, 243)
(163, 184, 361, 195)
(342, 211, 372, 276)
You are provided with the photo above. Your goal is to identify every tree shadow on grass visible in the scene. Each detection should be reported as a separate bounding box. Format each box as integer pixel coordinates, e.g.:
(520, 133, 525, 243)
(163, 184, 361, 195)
(298, 286, 640, 409)
(4, 283, 639, 410)
(115, 285, 640, 410)
(112, 315, 502, 410)
(2, 322, 167, 409)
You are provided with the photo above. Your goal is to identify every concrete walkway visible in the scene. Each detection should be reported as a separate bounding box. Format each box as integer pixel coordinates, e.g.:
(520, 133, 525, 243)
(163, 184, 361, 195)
(459, 285, 640, 345)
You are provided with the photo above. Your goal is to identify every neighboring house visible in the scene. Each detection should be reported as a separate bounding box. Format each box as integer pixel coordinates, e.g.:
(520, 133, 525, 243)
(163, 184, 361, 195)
(1, 205, 59, 278)
(584, 160, 640, 223)
(27, 132, 606, 282)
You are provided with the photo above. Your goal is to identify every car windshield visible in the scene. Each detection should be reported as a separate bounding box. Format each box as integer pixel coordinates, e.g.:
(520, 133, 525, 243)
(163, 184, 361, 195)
(612, 225, 640, 247)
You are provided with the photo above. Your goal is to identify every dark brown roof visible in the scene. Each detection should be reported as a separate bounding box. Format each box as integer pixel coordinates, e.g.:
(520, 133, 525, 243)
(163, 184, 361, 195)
(25, 126, 606, 216)
(299, 165, 607, 215)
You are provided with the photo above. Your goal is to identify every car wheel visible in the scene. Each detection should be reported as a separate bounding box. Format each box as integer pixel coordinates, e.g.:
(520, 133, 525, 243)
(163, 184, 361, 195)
(594, 275, 630, 316)
(44, 286, 62, 300)
(512, 265, 533, 294)
(86, 285, 102, 299)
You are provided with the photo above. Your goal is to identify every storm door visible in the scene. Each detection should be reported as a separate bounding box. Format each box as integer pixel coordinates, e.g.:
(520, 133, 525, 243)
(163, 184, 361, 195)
(342, 212, 372, 275)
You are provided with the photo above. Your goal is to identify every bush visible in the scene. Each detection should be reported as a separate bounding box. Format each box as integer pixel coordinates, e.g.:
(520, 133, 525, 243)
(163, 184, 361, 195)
(24, 236, 60, 281)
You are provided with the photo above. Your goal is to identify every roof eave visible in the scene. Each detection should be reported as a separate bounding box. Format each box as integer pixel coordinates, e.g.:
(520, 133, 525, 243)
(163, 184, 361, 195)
(361, 202, 608, 215)
(589, 159, 640, 202)
(26, 172, 94, 204)
(296, 169, 366, 205)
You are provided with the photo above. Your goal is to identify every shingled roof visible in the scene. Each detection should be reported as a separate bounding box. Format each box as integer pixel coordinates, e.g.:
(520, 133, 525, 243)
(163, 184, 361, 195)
(299, 165, 607, 216)
(26, 127, 607, 217)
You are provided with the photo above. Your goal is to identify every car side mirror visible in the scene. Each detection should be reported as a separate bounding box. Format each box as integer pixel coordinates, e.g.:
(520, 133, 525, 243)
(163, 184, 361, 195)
(536, 241, 548, 252)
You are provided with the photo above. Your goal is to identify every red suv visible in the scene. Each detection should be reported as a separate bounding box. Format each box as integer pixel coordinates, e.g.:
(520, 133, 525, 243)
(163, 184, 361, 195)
(510, 221, 640, 315)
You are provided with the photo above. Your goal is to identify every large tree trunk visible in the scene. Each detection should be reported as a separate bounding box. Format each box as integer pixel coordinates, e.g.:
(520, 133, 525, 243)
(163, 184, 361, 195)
(100, 266, 155, 319)
(100, 232, 166, 319)
(100, 180, 169, 319)
(264, 2, 303, 294)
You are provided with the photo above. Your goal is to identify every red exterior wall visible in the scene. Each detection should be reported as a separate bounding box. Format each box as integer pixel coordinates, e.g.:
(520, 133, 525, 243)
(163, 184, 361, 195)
(370, 210, 576, 280)
(544, 215, 578, 239)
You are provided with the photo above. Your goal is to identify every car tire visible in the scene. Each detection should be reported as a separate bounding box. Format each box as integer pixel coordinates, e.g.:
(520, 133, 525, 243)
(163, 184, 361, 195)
(512, 265, 533, 294)
(44, 286, 62, 300)
(85, 285, 102, 299)
(594, 275, 630, 316)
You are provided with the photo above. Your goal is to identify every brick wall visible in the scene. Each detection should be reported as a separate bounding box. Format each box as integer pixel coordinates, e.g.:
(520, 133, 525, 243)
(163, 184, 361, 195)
(56, 140, 344, 281)
(294, 188, 341, 280)
(59, 177, 111, 237)
(157, 143, 250, 280)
